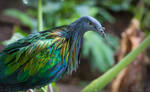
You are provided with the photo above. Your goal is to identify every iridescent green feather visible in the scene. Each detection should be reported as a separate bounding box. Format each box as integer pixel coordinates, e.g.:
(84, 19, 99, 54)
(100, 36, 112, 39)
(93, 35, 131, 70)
(0, 26, 81, 90)
(0, 16, 105, 91)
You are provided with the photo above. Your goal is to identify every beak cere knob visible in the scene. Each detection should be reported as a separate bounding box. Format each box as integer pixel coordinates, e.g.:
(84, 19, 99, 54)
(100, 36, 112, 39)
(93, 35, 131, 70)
(98, 26, 106, 38)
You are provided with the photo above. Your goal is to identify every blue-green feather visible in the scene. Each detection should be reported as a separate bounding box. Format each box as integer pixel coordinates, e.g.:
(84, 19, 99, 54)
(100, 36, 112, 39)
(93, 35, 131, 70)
(0, 25, 82, 91)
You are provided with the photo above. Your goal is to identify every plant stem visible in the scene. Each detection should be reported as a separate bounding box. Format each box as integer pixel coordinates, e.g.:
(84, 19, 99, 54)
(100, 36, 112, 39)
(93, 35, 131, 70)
(38, 0, 43, 32)
(82, 34, 150, 92)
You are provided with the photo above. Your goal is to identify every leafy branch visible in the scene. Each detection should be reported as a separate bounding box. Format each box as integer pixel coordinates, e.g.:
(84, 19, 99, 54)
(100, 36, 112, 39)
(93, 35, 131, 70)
(82, 33, 150, 92)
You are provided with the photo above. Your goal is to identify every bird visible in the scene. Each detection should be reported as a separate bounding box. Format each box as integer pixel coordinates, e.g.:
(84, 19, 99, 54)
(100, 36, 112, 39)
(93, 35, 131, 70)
(0, 16, 105, 92)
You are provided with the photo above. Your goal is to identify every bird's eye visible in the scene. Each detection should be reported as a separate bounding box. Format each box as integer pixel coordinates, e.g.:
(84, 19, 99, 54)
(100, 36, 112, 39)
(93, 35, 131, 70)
(88, 22, 93, 26)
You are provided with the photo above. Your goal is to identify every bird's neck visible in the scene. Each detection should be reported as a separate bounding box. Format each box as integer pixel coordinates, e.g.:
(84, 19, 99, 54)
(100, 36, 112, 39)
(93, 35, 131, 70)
(67, 23, 86, 37)
(64, 26, 83, 74)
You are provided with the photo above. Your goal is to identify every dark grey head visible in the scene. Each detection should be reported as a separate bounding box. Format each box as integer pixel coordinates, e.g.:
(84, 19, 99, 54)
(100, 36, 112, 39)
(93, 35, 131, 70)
(69, 16, 105, 37)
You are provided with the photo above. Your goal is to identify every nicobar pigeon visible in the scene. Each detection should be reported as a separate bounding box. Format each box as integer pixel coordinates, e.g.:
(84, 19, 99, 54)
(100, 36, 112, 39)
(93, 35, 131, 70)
(0, 16, 105, 92)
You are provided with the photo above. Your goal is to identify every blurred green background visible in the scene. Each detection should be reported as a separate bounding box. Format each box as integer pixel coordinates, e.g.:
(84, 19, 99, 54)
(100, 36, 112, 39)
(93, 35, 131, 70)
(0, 0, 150, 92)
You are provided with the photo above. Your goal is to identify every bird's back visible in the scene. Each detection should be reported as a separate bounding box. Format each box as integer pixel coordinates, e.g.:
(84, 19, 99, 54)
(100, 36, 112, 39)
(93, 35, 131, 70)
(0, 25, 81, 91)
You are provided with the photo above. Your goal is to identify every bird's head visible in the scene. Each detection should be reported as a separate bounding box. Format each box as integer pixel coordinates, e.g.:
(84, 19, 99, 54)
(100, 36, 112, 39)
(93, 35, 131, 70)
(69, 16, 105, 37)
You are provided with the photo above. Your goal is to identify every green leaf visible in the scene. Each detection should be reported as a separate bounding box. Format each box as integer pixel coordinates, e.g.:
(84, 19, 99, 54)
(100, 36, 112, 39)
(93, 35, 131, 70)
(101, 0, 132, 11)
(3, 9, 34, 28)
(2, 26, 26, 46)
(52, 82, 59, 92)
(42, 1, 62, 13)
(98, 8, 115, 23)
(37, 87, 47, 92)
(144, 0, 150, 6)
(83, 32, 119, 72)
(143, 11, 150, 30)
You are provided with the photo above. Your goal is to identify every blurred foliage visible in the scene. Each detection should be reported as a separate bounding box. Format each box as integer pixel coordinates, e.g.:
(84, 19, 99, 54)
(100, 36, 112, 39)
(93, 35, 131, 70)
(3, 0, 149, 75)
(3, 9, 38, 33)
(100, 0, 132, 11)
(83, 32, 119, 72)
(3, 9, 33, 28)
(2, 0, 150, 91)
(6, 0, 150, 91)
(143, 11, 150, 30)
(2, 26, 27, 45)
(3, 0, 121, 73)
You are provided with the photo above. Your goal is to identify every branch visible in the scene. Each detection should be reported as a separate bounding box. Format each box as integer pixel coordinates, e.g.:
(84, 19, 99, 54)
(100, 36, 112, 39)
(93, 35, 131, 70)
(38, 0, 43, 32)
(82, 34, 150, 92)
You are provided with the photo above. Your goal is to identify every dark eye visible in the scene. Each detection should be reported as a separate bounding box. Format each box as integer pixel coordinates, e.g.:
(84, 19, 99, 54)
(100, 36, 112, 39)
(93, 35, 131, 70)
(88, 22, 93, 26)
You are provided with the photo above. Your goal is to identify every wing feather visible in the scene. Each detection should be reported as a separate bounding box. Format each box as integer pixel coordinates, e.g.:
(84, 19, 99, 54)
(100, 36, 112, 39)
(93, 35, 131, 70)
(0, 25, 82, 89)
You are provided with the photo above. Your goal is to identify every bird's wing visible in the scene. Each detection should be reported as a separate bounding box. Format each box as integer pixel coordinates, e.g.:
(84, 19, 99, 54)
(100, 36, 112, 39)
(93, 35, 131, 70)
(0, 26, 70, 84)
(0, 33, 42, 76)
